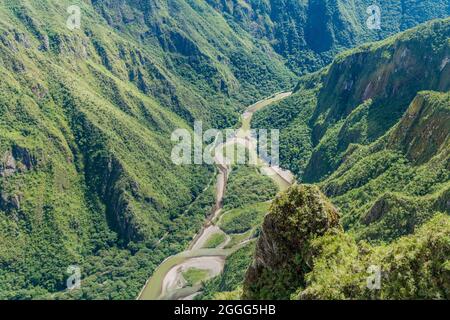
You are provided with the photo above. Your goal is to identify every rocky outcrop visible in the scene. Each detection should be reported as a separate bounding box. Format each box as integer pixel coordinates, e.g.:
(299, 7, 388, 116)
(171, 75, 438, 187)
(0, 192, 22, 212)
(243, 184, 340, 300)
(301, 19, 450, 182)
(0, 145, 37, 177)
(434, 186, 450, 214)
(387, 91, 450, 165)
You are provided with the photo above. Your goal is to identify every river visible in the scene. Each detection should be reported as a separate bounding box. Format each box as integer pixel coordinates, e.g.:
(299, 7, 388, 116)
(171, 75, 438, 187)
(138, 92, 294, 300)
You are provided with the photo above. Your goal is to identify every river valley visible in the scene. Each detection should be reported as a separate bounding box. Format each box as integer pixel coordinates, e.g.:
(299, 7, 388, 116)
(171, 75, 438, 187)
(138, 92, 294, 300)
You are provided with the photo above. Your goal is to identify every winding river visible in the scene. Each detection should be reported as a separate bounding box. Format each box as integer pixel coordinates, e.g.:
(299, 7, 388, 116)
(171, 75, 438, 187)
(138, 92, 294, 300)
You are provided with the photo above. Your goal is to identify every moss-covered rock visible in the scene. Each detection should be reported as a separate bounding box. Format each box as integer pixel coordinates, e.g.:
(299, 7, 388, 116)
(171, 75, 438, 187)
(243, 184, 341, 299)
(299, 214, 450, 300)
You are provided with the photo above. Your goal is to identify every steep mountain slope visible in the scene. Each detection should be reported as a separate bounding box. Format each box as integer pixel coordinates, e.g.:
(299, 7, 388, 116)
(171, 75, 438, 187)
(0, 0, 294, 299)
(206, 0, 450, 73)
(253, 19, 449, 235)
(0, 1, 208, 299)
(90, 0, 296, 119)
(253, 18, 450, 182)
(243, 186, 449, 299)
(0, 0, 448, 301)
(243, 185, 341, 300)
(322, 91, 449, 240)
(245, 19, 450, 299)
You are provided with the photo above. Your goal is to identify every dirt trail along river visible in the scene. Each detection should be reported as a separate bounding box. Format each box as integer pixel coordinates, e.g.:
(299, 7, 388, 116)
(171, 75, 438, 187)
(138, 92, 294, 300)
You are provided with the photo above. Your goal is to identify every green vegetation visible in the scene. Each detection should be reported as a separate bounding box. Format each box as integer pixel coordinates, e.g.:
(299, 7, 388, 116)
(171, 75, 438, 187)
(203, 233, 226, 249)
(91, 0, 296, 117)
(0, 0, 293, 299)
(0, 0, 448, 301)
(299, 214, 450, 300)
(196, 164, 276, 298)
(219, 202, 270, 234)
(321, 90, 450, 242)
(253, 19, 450, 240)
(182, 268, 210, 287)
(243, 185, 450, 300)
(252, 73, 322, 176)
(198, 243, 255, 300)
(243, 185, 341, 300)
(223, 166, 278, 210)
(207, 0, 450, 74)
(244, 19, 450, 300)
(224, 230, 255, 249)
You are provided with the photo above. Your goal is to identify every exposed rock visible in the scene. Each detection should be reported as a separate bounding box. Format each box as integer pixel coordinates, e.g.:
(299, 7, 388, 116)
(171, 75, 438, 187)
(243, 184, 340, 300)
(0, 151, 17, 177)
(0, 146, 37, 177)
(0, 192, 22, 212)
(14, 31, 31, 48)
(363, 196, 390, 225)
(441, 57, 449, 71)
(12, 145, 37, 171)
(387, 91, 450, 164)
(38, 34, 50, 52)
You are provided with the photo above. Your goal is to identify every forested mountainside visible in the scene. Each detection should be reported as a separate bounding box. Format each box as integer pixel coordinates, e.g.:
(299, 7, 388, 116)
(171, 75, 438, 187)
(253, 18, 450, 183)
(206, 0, 450, 73)
(0, 0, 293, 299)
(245, 18, 449, 299)
(90, 0, 296, 117)
(0, 0, 448, 301)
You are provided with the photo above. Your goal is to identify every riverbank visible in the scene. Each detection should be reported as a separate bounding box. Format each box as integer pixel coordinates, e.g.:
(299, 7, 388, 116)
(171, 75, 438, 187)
(138, 92, 294, 300)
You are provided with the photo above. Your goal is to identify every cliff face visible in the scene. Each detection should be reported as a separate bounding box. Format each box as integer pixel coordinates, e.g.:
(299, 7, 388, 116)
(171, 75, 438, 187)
(205, 0, 450, 74)
(387, 91, 450, 165)
(252, 19, 450, 243)
(304, 20, 450, 182)
(243, 185, 450, 300)
(90, 0, 296, 115)
(252, 18, 450, 184)
(243, 185, 340, 300)
(246, 20, 450, 300)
